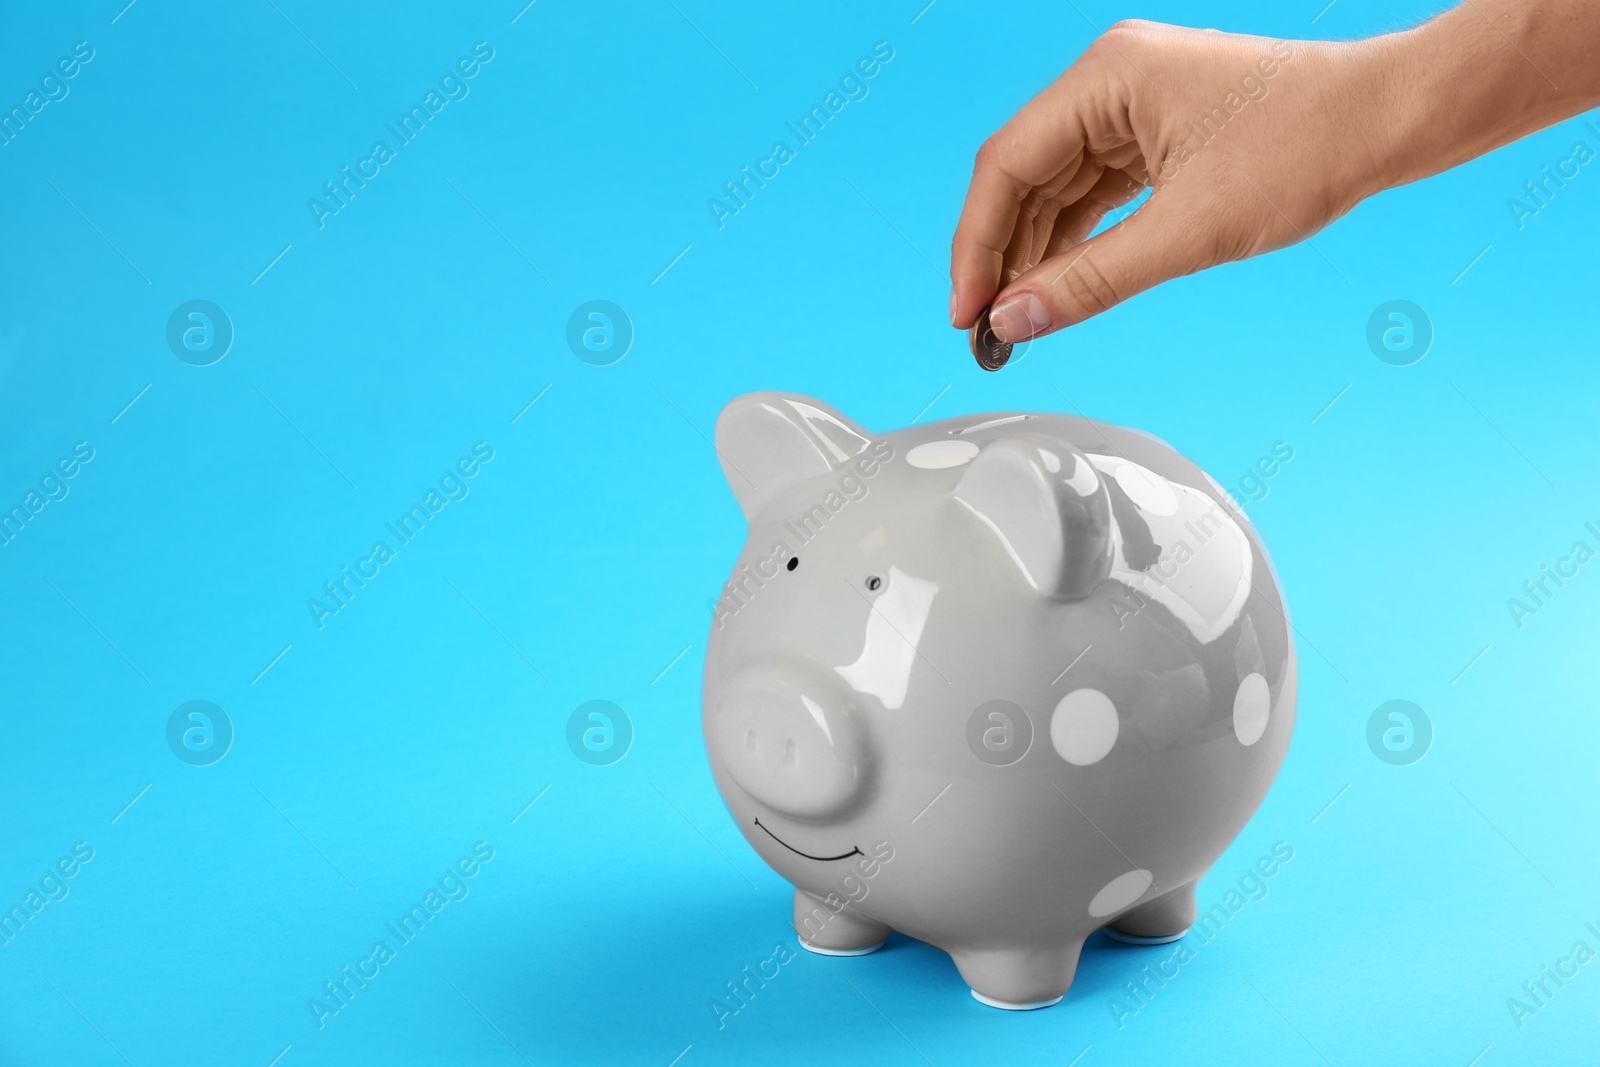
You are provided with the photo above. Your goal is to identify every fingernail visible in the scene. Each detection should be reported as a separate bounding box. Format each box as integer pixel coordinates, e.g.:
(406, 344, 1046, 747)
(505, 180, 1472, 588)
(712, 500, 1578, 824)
(948, 289, 959, 327)
(988, 293, 1053, 343)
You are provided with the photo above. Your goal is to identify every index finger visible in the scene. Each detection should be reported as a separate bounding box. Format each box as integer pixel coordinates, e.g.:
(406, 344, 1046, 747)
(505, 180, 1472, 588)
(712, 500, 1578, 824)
(949, 64, 1115, 328)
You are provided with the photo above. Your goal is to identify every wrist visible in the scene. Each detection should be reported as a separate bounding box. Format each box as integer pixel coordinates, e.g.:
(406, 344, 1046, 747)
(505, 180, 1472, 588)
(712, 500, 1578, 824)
(1336, 34, 1426, 197)
(1355, 3, 1593, 193)
(1306, 36, 1418, 202)
(1358, 12, 1488, 192)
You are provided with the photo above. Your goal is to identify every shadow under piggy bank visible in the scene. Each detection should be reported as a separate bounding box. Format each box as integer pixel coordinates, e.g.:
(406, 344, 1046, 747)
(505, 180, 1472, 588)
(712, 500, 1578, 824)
(702, 393, 1295, 1010)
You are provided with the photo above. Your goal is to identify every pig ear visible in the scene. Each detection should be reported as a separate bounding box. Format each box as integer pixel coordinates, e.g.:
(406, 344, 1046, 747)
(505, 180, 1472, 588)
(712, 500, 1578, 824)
(714, 392, 874, 519)
(954, 436, 1114, 601)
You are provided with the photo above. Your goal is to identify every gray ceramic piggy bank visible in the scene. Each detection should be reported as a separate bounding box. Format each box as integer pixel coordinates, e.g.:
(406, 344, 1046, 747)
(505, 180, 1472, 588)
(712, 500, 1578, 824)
(702, 392, 1295, 1009)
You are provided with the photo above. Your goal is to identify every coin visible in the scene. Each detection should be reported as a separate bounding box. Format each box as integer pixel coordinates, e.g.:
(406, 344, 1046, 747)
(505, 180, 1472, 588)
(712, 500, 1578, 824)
(970, 305, 1011, 372)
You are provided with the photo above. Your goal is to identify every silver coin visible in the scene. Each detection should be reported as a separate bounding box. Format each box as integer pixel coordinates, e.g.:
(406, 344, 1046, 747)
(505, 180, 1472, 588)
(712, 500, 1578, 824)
(970, 305, 1011, 371)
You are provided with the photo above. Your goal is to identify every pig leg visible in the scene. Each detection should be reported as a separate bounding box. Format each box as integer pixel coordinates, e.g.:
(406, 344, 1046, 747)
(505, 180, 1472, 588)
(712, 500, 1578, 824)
(1104, 881, 1195, 944)
(952, 941, 1083, 1009)
(793, 890, 891, 956)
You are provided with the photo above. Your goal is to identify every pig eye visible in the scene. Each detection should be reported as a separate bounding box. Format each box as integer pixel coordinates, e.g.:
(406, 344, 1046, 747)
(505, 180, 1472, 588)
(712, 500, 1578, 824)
(786, 557, 799, 572)
(864, 575, 882, 591)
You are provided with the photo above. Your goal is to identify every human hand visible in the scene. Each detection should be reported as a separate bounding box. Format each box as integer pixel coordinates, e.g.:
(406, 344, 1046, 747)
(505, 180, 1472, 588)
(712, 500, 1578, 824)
(949, 21, 1400, 345)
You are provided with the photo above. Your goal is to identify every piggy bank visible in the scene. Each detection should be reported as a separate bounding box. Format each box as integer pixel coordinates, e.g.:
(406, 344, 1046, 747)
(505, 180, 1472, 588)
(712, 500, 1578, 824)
(702, 392, 1295, 1009)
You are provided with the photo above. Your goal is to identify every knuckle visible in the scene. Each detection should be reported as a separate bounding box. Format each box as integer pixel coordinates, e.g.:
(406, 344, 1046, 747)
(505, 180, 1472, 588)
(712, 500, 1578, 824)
(1057, 255, 1122, 317)
(1110, 17, 1178, 37)
(1096, 19, 1154, 51)
(1017, 188, 1048, 223)
(973, 135, 1005, 174)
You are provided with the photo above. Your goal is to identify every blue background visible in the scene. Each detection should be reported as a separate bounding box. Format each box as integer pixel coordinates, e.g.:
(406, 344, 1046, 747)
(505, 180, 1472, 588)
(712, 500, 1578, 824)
(2, 0, 1596, 1064)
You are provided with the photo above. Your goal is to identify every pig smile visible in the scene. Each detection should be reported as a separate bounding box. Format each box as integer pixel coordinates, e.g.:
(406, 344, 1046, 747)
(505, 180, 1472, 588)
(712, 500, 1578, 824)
(753, 818, 863, 862)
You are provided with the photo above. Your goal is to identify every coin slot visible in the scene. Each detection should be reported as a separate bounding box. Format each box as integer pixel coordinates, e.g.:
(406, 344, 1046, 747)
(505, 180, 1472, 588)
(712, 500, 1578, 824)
(954, 415, 1036, 435)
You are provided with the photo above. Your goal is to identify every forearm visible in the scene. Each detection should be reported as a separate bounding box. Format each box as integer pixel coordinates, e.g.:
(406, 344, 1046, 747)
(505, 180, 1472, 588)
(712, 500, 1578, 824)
(950, 2, 1600, 341)
(1368, 0, 1600, 191)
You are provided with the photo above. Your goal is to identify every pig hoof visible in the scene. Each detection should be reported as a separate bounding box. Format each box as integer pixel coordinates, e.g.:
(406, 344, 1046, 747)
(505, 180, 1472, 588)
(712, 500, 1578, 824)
(1103, 928, 1189, 946)
(1105, 881, 1196, 944)
(952, 943, 1081, 1010)
(800, 938, 887, 957)
(970, 990, 1063, 1011)
(793, 890, 892, 955)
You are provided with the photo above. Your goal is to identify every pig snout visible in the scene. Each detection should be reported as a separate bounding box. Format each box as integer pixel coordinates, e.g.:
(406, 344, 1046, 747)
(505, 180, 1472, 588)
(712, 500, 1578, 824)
(710, 668, 872, 821)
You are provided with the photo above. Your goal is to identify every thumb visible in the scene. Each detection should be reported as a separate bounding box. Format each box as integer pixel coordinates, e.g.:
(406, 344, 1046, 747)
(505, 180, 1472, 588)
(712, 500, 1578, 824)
(988, 198, 1207, 342)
